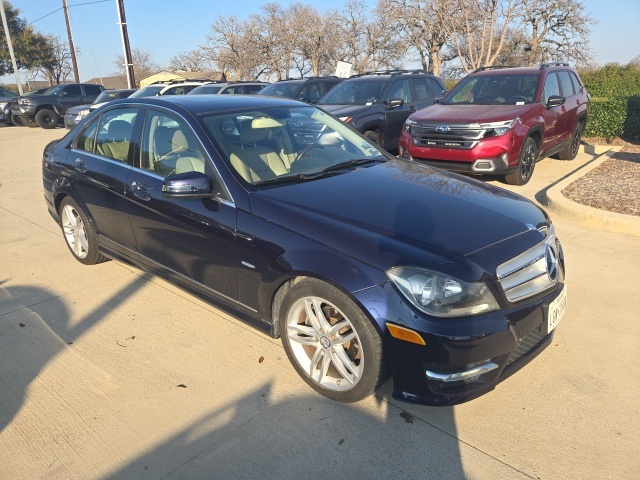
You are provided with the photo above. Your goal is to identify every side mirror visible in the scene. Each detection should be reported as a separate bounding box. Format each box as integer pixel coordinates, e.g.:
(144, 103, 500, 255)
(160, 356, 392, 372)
(388, 98, 404, 109)
(546, 95, 565, 108)
(162, 171, 217, 198)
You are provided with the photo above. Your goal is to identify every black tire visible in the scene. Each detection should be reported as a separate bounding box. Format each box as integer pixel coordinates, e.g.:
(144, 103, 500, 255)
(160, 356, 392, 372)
(11, 115, 23, 126)
(556, 122, 582, 160)
(364, 129, 382, 146)
(279, 278, 387, 403)
(58, 197, 109, 265)
(505, 137, 538, 186)
(22, 116, 38, 128)
(35, 108, 59, 129)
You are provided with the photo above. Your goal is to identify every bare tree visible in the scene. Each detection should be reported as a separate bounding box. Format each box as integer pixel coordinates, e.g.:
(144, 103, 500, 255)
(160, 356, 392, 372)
(251, 3, 299, 79)
(168, 49, 214, 73)
(113, 48, 160, 83)
(519, 0, 595, 67)
(377, 0, 457, 76)
(337, 0, 405, 73)
(290, 4, 342, 77)
(445, 0, 521, 73)
(205, 15, 267, 80)
(37, 35, 73, 84)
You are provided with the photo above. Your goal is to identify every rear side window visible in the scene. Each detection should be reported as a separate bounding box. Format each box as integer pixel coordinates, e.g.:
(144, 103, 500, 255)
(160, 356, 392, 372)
(95, 108, 138, 163)
(244, 85, 264, 94)
(542, 73, 560, 103)
(84, 85, 103, 96)
(557, 71, 575, 97)
(64, 85, 82, 96)
(299, 83, 326, 103)
(75, 118, 99, 153)
(569, 72, 582, 93)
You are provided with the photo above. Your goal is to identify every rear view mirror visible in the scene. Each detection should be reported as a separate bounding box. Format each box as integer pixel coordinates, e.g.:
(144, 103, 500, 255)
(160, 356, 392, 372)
(388, 98, 404, 109)
(546, 95, 565, 108)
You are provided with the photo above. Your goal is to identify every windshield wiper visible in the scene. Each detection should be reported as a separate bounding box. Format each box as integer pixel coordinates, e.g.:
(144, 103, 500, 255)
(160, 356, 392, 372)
(320, 157, 386, 174)
(253, 171, 337, 187)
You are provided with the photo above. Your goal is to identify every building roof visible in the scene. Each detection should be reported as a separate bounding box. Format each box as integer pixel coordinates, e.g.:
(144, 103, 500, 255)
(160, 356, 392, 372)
(84, 76, 130, 89)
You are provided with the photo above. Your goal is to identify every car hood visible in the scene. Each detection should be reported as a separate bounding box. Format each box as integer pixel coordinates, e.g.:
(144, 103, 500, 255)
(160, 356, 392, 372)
(66, 104, 92, 115)
(409, 104, 532, 124)
(320, 104, 372, 118)
(249, 159, 547, 280)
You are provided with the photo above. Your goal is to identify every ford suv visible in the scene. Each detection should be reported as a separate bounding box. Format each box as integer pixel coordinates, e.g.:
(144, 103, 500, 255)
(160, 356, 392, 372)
(398, 63, 590, 185)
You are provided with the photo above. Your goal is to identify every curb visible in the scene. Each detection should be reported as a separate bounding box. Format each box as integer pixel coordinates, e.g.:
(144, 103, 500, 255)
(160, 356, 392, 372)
(543, 146, 640, 237)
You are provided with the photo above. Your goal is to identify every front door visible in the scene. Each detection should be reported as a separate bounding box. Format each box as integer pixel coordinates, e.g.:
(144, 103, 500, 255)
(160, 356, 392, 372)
(125, 109, 239, 304)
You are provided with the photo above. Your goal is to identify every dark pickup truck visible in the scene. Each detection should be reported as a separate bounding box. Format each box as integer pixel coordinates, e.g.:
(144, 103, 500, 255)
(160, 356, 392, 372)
(11, 83, 104, 129)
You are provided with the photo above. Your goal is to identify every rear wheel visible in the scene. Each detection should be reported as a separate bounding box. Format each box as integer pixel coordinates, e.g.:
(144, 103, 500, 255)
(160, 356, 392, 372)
(279, 278, 387, 403)
(556, 122, 582, 160)
(59, 197, 109, 265)
(36, 109, 59, 129)
(505, 137, 538, 186)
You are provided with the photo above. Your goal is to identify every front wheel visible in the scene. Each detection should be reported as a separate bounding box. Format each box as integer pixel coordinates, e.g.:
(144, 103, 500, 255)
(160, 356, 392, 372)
(36, 109, 60, 129)
(505, 137, 538, 186)
(59, 197, 109, 265)
(364, 129, 382, 146)
(279, 278, 387, 403)
(11, 115, 23, 126)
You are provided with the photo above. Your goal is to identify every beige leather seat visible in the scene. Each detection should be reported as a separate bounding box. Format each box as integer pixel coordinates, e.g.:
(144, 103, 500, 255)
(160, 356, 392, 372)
(230, 120, 289, 183)
(97, 120, 132, 162)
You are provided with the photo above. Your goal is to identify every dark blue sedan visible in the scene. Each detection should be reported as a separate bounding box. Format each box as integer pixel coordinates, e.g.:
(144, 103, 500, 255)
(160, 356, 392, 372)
(42, 95, 567, 405)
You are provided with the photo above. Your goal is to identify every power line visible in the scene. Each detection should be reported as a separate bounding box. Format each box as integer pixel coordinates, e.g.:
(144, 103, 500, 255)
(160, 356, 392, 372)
(29, 0, 110, 25)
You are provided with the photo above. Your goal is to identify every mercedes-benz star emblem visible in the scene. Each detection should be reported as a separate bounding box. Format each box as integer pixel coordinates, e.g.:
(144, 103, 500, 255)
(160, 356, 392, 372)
(436, 125, 450, 133)
(545, 245, 558, 282)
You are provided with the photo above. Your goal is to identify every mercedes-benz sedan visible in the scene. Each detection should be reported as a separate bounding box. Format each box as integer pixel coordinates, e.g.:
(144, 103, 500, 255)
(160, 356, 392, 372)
(42, 95, 566, 405)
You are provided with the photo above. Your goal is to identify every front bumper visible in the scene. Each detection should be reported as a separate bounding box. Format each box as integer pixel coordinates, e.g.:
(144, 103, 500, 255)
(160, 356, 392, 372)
(64, 112, 84, 129)
(353, 281, 565, 406)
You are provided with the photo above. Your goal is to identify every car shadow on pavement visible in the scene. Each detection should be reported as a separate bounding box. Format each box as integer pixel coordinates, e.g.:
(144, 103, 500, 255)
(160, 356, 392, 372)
(103, 382, 467, 480)
(0, 276, 148, 434)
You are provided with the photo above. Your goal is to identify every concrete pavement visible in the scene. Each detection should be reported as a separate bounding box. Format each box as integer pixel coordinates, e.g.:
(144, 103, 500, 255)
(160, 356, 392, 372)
(1, 124, 638, 479)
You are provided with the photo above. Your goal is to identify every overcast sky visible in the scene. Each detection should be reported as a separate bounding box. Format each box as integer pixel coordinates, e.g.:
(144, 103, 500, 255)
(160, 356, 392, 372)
(2, 0, 639, 84)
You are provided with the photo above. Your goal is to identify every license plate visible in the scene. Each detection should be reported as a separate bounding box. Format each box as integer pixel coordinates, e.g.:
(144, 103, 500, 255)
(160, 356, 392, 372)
(546, 286, 567, 334)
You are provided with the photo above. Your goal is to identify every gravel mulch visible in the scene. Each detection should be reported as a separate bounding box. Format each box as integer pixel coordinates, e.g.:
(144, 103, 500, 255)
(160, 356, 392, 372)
(562, 139, 640, 217)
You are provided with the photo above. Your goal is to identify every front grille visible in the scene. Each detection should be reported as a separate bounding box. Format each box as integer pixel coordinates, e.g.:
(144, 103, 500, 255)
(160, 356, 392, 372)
(410, 123, 485, 150)
(497, 226, 559, 303)
(505, 328, 547, 366)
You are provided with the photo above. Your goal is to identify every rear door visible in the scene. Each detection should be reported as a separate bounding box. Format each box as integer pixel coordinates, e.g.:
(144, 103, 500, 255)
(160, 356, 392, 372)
(65, 106, 140, 257)
(125, 108, 239, 304)
(557, 70, 579, 138)
(540, 72, 566, 151)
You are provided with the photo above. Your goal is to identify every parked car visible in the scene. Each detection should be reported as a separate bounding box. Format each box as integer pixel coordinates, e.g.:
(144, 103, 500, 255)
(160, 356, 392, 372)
(258, 76, 343, 103)
(11, 83, 105, 129)
(64, 89, 137, 129)
(318, 70, 446, 151)
(129, 79, 212, 99)
(0, 87, 18, 125)
(399, 63, 590, 185)
(42, 94, 566, 406)
(188, 81, 268, 95)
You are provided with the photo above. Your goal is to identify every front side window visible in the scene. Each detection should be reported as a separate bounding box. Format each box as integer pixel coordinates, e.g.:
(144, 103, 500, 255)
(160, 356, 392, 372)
(385, 79, 412, 103)
(95, 108, 138, 163)
(200, 106, 385, 186)
(258, 82, 303, 98)
(542, 73, 561, 104)
(63, 85, 82, 97)
(140, 111, 207, 177)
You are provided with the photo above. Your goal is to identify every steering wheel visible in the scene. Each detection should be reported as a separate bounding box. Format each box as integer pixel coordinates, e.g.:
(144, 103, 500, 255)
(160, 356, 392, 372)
(294, 144, 325, 163)
(509, 95, 529, 103)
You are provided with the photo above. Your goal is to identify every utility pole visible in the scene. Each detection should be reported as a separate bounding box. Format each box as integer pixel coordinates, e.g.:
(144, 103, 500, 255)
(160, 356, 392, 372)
(0, 2, 23, 94)
(116, 0, 135, 88)
(62, 0, 80, 82)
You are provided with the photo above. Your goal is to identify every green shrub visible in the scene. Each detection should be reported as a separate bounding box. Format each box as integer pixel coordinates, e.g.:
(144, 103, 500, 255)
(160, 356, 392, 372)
(585, 95, 640, 139)
(579, 64, 640, 98)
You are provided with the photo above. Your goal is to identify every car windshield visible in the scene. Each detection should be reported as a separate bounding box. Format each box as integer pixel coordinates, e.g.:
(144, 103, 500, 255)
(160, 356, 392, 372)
(258, 82, 303, 98)
(129, 86, 164, 98)
(93, 91, 123, 103)
(188, 85, 223, 95)
(319, 79, 386, 105)
(44, 85, 65, 96)
(200, 105, 386, 186)
(443, 73, 540, 105)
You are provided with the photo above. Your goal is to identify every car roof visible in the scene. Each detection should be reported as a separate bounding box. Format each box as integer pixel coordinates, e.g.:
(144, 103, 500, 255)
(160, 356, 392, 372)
(114, 94, 307, 114)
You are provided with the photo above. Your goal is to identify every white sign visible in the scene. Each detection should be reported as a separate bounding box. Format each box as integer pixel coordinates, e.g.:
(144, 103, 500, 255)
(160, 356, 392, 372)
(335, 61, 352, 78)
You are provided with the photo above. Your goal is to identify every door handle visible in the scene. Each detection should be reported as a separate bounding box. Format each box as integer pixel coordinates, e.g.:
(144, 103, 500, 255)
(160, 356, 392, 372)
(131, 181, 151, 201)
(74, 158, 87, 173)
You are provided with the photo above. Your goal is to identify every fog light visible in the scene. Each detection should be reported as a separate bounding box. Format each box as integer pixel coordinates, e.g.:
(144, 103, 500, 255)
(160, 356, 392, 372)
(500, 153, 509, 166)
(387, 323, 426, 345)
(472, 160, 495, 172)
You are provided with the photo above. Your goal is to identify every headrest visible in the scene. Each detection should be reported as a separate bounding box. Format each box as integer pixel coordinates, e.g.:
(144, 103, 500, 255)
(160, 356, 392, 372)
(107, 120, 131, 141)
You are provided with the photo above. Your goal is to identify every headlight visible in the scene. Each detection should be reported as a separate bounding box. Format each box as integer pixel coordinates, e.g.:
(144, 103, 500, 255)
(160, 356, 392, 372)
(338, 116, 352, 123)
(0, 101, 7, 109)
(480, 119, 518, 137)
(387, 266, 499, 318)
(79, 109, 90, 116)
(404, 118, 416, 132)
(19, 98, 30, 105)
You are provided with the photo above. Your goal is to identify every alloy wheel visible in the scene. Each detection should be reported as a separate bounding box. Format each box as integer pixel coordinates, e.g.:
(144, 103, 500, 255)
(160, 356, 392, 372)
(61, 204, 89, 259)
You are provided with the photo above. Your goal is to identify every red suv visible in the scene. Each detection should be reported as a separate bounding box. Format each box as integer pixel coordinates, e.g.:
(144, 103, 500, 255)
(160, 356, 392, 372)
(398, 63, 589, 185)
